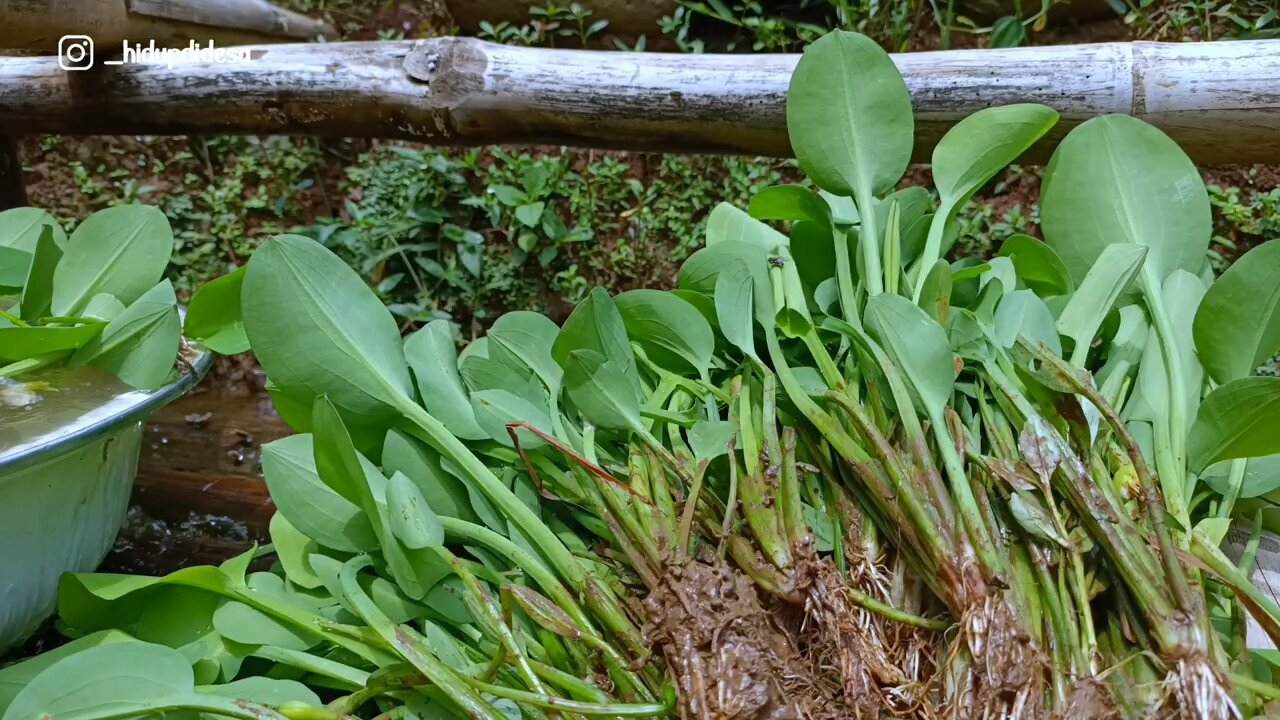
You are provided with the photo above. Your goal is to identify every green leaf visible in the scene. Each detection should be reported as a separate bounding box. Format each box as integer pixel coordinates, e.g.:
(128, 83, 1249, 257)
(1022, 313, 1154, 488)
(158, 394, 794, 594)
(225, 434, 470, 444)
(515, 202, 544, 228)
(387, 470, 445, 549)
(997, 234, 1072, 297)
(747, 185, 831, 225)
(68, 279, 180, 390)
(382, 429, 479, 523)
(990, 15, 1027, 47)
(19, 226, 61, 322)
(0, 322, 103, 363)
(614, 289, 714, 377)
(82, 293, 126, 322)
(916, 105, 1057, 297)
(184, 266, 249, 355)
(0, 208, 66, 253)
(864, 293, 956, 420)
(1202, 455, 1280, 500)
(51, 205, 173, 317)
(0, 630, 137, 715)
(213, 600, 319, 650)
(564, 349, 642, 431)
(552, 287, 636, 384)
(471, 389, 555, 448)
(1009, 492, 1068, 546)
(714, 259, 759, 361)
(1055, 244, 1147, 359)
(3, 643, 194, 720)
(312, 396, 383, 532)
(269, 513, 323, 589)
(1189, 377, 1280, 472)
(260, 434, 379, 552)
(688, 420, 736, 462)
(504, 584, 581, 639)
(786, 30, 913, 198)
(200, 678, 320, 707)
(491, 185, 524, 206)
(1041, 115, 1210, 286)
(1193, 240, 1280, 384)
(994, 289, 1062, 357)
(404, 320, 487, 441)
(916, 259, 952, 323)
(243, 234, 413, 426)
(488, 311, 563, 392)
(0, 247, 30, 292)
(1124, 270, 1204, 429)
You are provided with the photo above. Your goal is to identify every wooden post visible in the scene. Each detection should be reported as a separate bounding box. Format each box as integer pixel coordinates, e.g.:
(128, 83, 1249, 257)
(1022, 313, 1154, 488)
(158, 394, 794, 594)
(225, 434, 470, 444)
(0, 136, 26, 211)
(0, 38, 1278, 164)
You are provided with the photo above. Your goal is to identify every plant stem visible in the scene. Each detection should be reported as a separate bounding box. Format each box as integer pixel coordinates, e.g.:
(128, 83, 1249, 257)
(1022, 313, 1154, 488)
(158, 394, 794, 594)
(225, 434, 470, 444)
(1140, 267, 1190, 529)
(855, 181, 884, 297)
(398, 403, 585, 590)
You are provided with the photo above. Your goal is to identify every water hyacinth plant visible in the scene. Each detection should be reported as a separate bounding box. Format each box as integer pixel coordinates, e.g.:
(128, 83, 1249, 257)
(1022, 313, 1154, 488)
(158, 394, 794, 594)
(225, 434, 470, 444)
(5, 28, 1280, 720)
(0, 205, 183, 390)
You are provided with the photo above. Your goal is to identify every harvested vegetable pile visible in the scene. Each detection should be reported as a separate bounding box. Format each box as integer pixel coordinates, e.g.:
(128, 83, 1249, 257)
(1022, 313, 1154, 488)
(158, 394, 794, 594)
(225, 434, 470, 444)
(5, 29, 1280, 720)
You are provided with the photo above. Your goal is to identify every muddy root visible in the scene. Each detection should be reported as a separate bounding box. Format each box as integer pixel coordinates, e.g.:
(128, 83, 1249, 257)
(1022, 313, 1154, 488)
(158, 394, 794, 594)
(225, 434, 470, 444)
(644, 560, 821, 720)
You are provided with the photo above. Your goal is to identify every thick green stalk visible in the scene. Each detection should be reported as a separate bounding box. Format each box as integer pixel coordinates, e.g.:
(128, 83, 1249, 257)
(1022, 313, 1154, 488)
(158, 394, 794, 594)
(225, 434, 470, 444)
(833, 224, 861, 327)
(855, 181, 884, 297)
(763, 326, 946, 565)
(1140, 267, 1190, 529)
(909, 208, 950, 304)
(466, 679, 675, 717)
(398, 403, 585, 590)
(339, 557, 505, 720)
(1217, 458, 1248, 519)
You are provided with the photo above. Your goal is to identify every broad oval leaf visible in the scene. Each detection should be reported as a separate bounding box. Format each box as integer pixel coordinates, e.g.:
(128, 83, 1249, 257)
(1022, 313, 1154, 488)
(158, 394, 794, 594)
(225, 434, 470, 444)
(864, 293, 956, 420)
(1055, 244, 1147, 359)
(1193, 240, 1280, 384)
(1202, 455, 1280, 500)
(0, 207, 66, 253)
(18, 226, 61, 322)
(994, 289, 1062, 357)
(1041, 114, 1210, 286)
(932, 104, 1058, 215)
(52, 205, 173, 316)
(1189, 377, 1280, 473)
(68, 279, 180, 390)
(202, 678, 321, 707)
(786, 30, 913, 198)
(715, 259, 760, 361)
(260, 434, 379, 552)
(615, 289, 713, 377)
(564, 349, 641, 431)
(213, 601, 319, 650)
(184, 266, 249, 355)
(404, 320, 487, 441)
(3, 643, 193, 720)
(471, 388, 555, 448)
(268, 513, 322, 589)
(747, 185, 831, 225)
(997, 234, 1072, 297)
(242, 234, 413, 426)
(0, 323, 103, 363)
(382, 429, 478, 523)
(387, 470, 445, 550)
(488, 311, 563, 392)
(552, 287, 635, 384)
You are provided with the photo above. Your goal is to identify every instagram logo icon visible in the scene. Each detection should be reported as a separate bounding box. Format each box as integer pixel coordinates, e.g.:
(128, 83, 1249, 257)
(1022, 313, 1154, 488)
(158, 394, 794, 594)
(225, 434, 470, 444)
(58, 35, 95, 70)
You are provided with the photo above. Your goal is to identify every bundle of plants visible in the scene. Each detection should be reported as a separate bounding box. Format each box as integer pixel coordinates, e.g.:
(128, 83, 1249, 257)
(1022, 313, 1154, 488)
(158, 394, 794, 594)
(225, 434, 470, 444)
(1, 205, 187, 389)
(5, 27, 1280, 720)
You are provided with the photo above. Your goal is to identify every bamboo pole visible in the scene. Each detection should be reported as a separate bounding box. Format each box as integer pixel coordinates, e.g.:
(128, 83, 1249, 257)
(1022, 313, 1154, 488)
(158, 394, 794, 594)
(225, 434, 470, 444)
(0, 37, 1277, 163)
